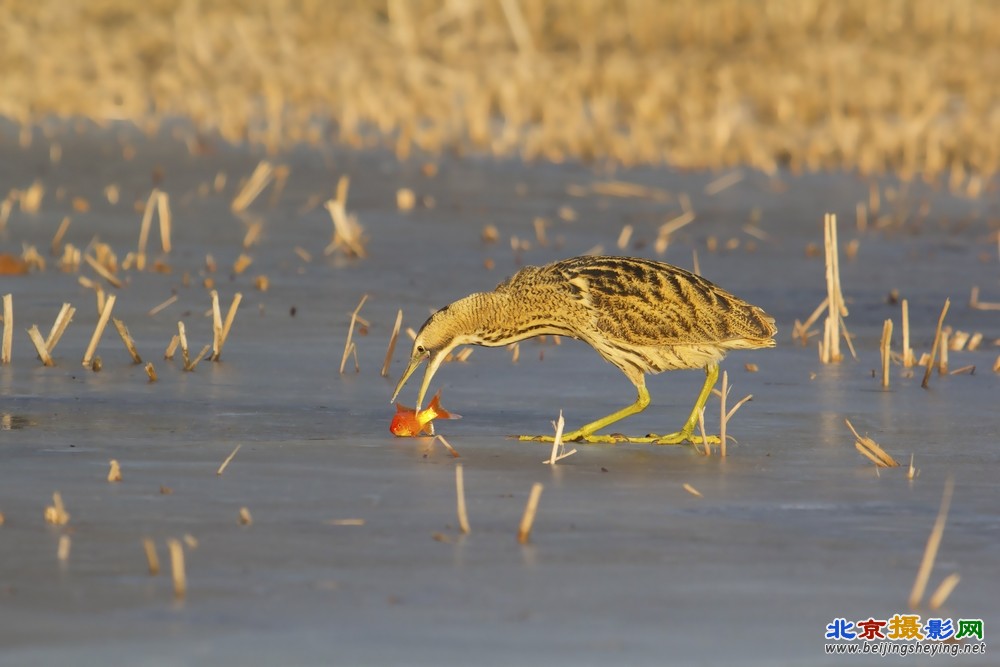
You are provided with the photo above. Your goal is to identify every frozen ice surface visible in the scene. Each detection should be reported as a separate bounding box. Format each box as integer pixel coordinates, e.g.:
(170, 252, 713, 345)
(1, 124, 997, 665)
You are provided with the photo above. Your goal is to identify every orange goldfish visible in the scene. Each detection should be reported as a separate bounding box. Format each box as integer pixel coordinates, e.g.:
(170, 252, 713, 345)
(390, 390, 461, 437)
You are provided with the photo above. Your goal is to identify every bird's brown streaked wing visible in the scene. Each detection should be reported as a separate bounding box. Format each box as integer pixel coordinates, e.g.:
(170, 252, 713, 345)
(561, 257, 773, 347)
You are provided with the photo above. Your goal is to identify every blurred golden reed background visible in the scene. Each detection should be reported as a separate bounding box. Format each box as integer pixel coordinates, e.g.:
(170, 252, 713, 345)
(2, 0, 998, 177)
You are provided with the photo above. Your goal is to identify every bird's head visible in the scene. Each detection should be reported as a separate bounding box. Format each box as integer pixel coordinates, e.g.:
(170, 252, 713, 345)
(391, 299, 485, 409)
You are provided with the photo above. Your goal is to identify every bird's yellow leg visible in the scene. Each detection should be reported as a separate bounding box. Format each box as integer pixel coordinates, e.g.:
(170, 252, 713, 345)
(636, 362, 721, 445)
(517, 383, 651, 443)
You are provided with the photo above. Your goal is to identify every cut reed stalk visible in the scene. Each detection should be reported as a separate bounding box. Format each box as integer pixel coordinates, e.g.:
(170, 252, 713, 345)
(901, 299, 914, 367)
(921, 299, 950, 389)
(517, 482, 544, 544)
(26, 325, 53, 365)
(57, 535, 71, 562)
(44, 492, 70, 525)
(381, 309, 403, 377)
(137, 189, 158, 271)
(455, 464, 470, 534)
(683, 483, 703, 497)
(142, 538, 160, 575)
(340, 294, 368, 374)
(821, 213, 847, 364)
(112, 318, 142, 363)
(436, 435, 460, 458)
(928, 573, 961, 611)
(704, 170, 743, 195)
(880, 319, 893, 388)
(51, 216, 71, 255)
(148, 294, 177, 316)
(164, 334, 179, 360)
(938, 329, 949, 375)
(908, 476, 954, 609)
(846, 419, 898, 468)
(231, 161, 274, 212)
(157, 191, 172, 253)
(217, 444, 242, 475)
(45, 303, 75, 353)
(83, 253, 122, 288)
(167, 539, 186, 599)
(82, 294, 116, 368)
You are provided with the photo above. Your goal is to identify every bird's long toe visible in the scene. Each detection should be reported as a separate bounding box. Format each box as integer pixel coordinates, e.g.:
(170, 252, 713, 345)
(650, 431, 721, 445)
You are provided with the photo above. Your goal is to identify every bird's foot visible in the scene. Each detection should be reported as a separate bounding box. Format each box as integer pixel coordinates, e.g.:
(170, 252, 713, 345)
(516, 431, 718, 445)
(641, 430, 721, 446)
(517, 429, 593, 443)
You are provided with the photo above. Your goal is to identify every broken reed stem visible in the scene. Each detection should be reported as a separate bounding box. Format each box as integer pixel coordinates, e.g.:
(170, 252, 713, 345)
(901, 299, 914, 367)
(142, 538, 160, 575)
(148, 294, 177, 317)
(145, 361, 157, 381)
(112, 318, 142, 363)
(928, 572, 961, 611)
(436, 435, 460, 458)
(107, 459, 122, 482)
(137, 189, 158, 270)
(82, 294, 116, 368)
(381, 309, 403, 377)
(185, 345, 211, 371)
(704, 170, 744, 195)
(969, 286, 1000, 311)
(547, 410, 565, 464)
(26, 325, 54, 366)
(83, 253, 122, 288)
(177, 321, 189, 366)
(616, 224, 633, 250)
(231, 160, 274, 212)
(211, 291, 223, 358)
(44, 491, 70, 525)
(909, 476, 954, 609)
(696, 407, 709, 456)
(167, 538, 186, 599)
(157, 191, 172, 253)
(921, 298, 950, 389)
(2, 294, 13, 364)
(213, 293, 242, 361)
(57, 535, 71, 562)
(164, 334, 180, 360)
(217, 444, 242, 475)
(517, 482, 544, 544)
(655, 211, 696, 253)
(683, 483, 703, 497)
(846, 419, 899, 468)
(821, 213, 846, 364)
(794, 297, 828, 345)
(51, 216, 71, 255)
(455, 464, 470, 534)
(938, 329, 949, 375)
(340, 294, 368, 374)
(880, 319, 893, 388)
(45, 303, 75, 353)
(545, 410, 576, 464)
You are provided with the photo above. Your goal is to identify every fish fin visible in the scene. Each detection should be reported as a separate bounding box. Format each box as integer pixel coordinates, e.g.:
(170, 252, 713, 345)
(395, 402, 414, 414)
(426, 391, 461, 420)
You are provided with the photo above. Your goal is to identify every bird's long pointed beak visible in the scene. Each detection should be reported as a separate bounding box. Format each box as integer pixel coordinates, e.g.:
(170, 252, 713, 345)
(391, 348, 450, 411)
(413, 351, 447, 411)
(391, 354, 425, 405)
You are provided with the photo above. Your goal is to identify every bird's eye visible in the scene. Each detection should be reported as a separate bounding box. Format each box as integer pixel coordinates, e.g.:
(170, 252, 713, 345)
(416, 345, 426, 355)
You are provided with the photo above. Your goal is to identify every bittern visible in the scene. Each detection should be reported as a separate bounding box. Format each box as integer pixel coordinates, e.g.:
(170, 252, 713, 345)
(392, 255, 776, 444)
